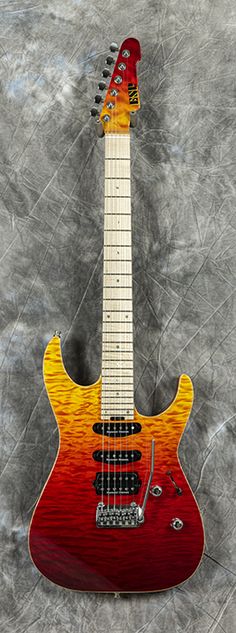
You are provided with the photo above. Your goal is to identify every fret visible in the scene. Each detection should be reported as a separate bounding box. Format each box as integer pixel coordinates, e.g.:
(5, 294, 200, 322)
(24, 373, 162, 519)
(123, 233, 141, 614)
(105, 195, 131, 198)
(102, 340, 133, 344)
(102, 409, 133, 412)
(102, 377, 133, 380)
(103, 336, 132, 344)
(103, 302, 132, 312)
(102, 397, 134, 401)
(102, 389, 134, 392)
(103, 289, 132, 302)
(104, 270, 132, 283)
(102, 369, 133, 373)
(103, 332, 132, 336)
(103, 308, 133, 311)
(102, 361, 133, 365)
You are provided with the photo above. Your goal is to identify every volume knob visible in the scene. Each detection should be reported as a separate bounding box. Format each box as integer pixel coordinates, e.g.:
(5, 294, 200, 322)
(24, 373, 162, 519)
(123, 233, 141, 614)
(150, 485, 162, 497)
(171, 517, 184, 530)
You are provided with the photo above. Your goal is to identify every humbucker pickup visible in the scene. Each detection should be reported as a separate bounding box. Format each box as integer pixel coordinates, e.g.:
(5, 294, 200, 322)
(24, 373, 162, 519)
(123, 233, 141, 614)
(93, 450, 141, 464)
(93, 472, 141, 495)
(93, 422, 141, 437)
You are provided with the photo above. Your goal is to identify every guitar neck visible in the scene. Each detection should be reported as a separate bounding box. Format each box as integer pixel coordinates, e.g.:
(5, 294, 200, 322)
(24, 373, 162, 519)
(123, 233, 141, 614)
(101, 133, 134, 420)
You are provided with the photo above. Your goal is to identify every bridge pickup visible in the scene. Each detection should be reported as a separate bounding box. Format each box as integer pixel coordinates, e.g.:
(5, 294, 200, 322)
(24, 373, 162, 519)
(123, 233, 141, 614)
(93, 472, 141, 495)
(93, 422, 141, 437)
(93, 450, 141, 464)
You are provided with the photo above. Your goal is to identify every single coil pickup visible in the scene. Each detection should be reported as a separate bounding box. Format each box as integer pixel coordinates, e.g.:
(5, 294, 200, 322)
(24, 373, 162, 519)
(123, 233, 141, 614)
(93, 422, 141, 437)
(93, 472, 141, 495)
(93, 449, 142, 465)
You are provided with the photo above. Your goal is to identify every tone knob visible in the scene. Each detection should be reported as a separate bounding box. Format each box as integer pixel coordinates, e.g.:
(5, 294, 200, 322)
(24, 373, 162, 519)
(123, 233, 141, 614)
(171, 517, 184, 530)
(106, 55, 114, 65)
(98, 80, 107, 90)
(110, 42, 119, 52)
(94, 94, 103, 104)
(150, 485, 162, 497)
(102, 68, 111, 78)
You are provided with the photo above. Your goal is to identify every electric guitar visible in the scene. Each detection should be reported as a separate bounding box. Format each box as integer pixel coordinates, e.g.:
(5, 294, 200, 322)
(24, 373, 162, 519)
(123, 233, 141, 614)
(29, 37, 204, 593)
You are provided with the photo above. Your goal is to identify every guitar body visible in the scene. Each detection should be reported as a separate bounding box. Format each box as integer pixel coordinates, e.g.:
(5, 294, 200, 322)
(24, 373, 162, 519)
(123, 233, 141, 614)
(29, 335, 204, 593)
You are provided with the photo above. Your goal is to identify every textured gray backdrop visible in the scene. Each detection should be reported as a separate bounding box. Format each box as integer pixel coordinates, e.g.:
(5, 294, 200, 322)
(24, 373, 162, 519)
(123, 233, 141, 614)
(0, 0, 236, 631)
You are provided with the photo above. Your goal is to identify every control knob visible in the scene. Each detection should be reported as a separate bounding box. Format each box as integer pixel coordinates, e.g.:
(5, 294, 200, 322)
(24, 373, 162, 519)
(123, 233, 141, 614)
(150, 485, 162, 497)
(171, 517, 184, 530)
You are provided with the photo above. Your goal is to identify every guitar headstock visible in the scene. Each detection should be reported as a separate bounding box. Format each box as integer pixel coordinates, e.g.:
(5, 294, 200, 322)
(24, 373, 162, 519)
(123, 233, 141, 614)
(90, 38, 141, 136)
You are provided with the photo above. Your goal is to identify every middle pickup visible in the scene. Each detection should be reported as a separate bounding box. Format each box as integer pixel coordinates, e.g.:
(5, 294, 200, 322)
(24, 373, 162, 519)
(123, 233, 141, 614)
(93, 450, 141, 465)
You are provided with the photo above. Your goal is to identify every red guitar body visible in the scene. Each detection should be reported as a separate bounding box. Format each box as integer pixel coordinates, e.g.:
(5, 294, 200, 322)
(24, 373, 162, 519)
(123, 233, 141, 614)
(29, 336, 204, 593)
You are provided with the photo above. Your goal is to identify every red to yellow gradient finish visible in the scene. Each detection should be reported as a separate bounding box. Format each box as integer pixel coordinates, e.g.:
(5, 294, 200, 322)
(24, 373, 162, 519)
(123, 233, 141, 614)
(99, 37, 141, 134)
(28, 335, 204, 592)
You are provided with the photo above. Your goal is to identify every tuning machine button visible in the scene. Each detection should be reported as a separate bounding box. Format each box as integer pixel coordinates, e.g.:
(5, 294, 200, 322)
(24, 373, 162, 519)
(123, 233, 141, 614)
(110, 42, 119, 52)
(171, 517, 184, 530)
(150, 485, 162, 497)
(106, 55, 115, 65)
(98, 80, 107, 90)
(94, 94, 103, 104)
(102, 68, 111, 78)
(90, 106, 99, 117)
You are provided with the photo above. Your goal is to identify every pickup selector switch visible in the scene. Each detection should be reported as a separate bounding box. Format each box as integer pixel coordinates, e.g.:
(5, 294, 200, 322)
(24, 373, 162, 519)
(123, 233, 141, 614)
(171, 517, 184, 530)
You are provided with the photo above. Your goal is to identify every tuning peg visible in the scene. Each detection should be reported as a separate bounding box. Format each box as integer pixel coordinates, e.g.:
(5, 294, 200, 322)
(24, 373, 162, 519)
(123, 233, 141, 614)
(102, 68, 111, 78)
(98, 80, 107, 90)
(110, 42, 119, 52)
(94, 94, 103, 104)
(90, 106, 99, 117)
(106, 55, 115, 65)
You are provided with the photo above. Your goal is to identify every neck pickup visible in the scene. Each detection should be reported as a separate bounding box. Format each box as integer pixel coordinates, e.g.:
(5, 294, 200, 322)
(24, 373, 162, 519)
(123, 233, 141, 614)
(93, 422, 141, 437)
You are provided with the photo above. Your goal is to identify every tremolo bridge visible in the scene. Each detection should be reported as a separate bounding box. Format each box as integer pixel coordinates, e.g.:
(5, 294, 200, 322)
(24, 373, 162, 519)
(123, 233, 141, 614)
(96, 502, 143, 528)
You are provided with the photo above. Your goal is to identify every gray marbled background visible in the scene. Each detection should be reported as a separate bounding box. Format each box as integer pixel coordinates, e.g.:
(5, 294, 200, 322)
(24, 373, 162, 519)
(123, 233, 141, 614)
(0, 0, 236, 631)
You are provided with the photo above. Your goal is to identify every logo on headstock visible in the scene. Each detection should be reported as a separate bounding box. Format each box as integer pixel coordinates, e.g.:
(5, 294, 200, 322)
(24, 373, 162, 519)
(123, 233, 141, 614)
(128, 83, 139, 105)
